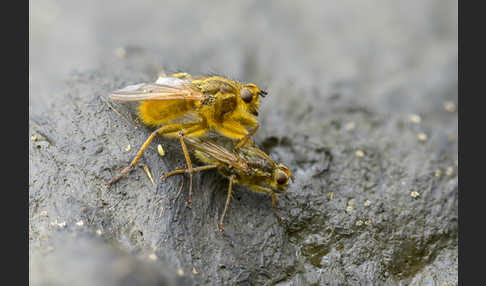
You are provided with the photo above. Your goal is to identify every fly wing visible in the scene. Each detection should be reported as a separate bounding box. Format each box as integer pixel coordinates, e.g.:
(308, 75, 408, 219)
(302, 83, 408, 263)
(109, 77, 203, 102)
(184, 137, 249, 172)
(243, 147, 275, 173)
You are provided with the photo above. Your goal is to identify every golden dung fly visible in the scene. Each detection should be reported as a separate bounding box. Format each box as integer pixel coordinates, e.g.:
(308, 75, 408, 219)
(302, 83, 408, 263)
(106, 73, 268, 192)
(161, 134, 292, 232)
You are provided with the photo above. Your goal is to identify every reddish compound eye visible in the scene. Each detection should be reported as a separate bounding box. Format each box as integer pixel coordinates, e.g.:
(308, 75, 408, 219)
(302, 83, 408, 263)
(276, 171, 288, 185)
(240, 88, 253, 103)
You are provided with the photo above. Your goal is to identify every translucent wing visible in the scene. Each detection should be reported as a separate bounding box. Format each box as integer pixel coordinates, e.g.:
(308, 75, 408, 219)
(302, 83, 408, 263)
(240, 146, 276, 173)
(109, 77, 203, 102)
(184, 137, 249, 172)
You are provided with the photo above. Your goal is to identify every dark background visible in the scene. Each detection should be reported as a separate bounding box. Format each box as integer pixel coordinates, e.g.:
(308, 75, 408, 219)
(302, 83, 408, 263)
(29, 1, 457, 285)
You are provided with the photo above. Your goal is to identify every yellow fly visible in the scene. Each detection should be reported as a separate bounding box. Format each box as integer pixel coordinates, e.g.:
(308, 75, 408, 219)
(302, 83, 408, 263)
(106, 73, 267, 188)
(161, 135, 292, 232)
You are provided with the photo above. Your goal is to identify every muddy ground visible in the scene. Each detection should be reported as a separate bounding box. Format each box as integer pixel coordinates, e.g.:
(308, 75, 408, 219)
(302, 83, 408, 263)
(29, 1, 457, 285)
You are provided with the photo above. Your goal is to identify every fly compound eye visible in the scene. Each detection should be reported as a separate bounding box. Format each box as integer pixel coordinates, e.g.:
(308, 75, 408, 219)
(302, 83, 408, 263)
(240, 88, 253, 103)
(275, 171, 288, 185)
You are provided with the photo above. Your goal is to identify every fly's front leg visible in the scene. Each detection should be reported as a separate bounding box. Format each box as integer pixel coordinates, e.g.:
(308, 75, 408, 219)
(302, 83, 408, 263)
(217, 119, 252, 150)
(230, 112, 259, 151)
(252, 185, 287, 224)
(234, 125, 258, 150)
(269, 192, 286, 224)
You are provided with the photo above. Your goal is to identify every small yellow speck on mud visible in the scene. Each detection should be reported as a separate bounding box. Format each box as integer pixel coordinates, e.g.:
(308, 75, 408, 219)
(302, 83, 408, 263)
(364, 200, 371, 207)
(344, 121, 356, 131)
(443, 101, 456, 113)
(76, 220, 84, 227)
(148, 253, 158, 261)
(446, 167, 454, 176)
(31, 135, 38, 142)
(192, 267, 198, 275)
(435, 169, 442, 177)
(346, 199, 355, 212)
(411, 191, 420, 198)
(365, 219, 372, 226)
(409, 114, 421, 124)
(51, 220, 66, 228)
(96, 229, 103, 236)
(417, 132, 428, 142)
(125, 144, 131, 152)
(355, 150, 364, 158)
(177, 268, 184, 276)
(40, 210, 48, 217)
(356, 220, 363, 226)
(157, 144, 165, 157)
(115, 47, 126, 58)
(327, 192, 334, 200)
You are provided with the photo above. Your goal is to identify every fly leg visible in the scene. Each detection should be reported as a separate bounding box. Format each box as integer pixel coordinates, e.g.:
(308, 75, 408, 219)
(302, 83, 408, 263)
(219, 175, 236, 232)
(234, 124, 258, 150)
(217, 119, 252, 150)
(177, 131, 195, 208)
(269, 191, 286, 224)
(230, 113, 259, 150)
(161, 165, 219, 179)
(161, 165, 218, 207)
(247, 185, 287, 225)
(171, 123, 209, 207)
(106, 122, 199, 188)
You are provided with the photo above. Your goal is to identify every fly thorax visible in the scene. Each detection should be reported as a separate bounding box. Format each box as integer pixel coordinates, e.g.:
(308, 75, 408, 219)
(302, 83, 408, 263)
(214, 95, 237, 120)
(202, 94, 216, 106)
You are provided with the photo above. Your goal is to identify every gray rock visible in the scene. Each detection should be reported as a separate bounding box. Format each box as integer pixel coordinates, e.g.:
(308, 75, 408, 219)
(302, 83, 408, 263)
(30, 0, 457, 285)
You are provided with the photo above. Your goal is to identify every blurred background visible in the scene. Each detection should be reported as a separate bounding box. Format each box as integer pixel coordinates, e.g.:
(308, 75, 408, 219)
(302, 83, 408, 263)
(30, 0, 457, 285)
(29, 0, 457, 115)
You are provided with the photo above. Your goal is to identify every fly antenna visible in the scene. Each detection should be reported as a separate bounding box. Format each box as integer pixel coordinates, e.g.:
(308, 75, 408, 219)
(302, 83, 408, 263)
(258, 90, 268, 97)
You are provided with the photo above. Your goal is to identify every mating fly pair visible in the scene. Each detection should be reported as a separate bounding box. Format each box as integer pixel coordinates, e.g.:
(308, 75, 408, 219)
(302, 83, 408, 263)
(106, 73, 291, 231)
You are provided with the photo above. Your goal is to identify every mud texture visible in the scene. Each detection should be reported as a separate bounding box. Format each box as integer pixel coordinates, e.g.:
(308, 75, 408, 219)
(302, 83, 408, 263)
(30, 0, 457, 285)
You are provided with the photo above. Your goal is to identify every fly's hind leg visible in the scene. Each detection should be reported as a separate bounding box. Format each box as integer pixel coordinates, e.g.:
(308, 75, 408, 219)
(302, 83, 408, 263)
(106, 122, 200, 188)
